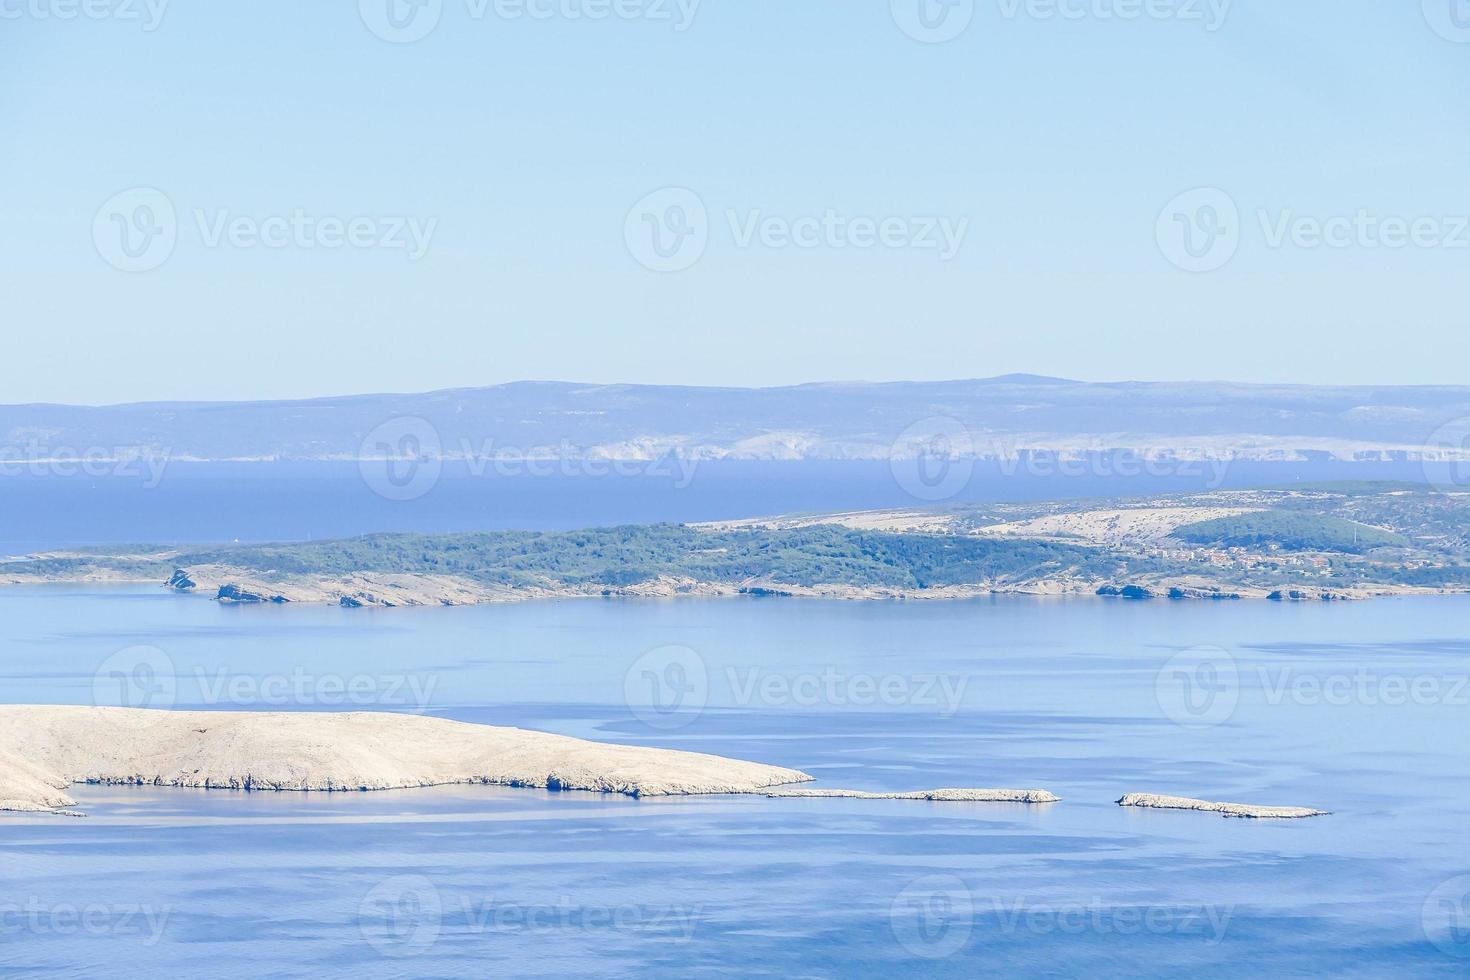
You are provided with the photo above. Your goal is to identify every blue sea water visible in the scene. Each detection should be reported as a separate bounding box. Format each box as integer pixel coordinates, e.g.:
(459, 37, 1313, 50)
(0, 458, 1443, 552)
(1, 586, 1468, 977)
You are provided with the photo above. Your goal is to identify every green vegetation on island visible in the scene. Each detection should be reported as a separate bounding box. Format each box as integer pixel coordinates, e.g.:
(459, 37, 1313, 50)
(6, 483, 1470, 604)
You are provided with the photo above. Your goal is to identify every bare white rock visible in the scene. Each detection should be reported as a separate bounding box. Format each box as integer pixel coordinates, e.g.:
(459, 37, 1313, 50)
(1118, 792, 1327, 819)
(766, 788, 1059, 802)
(0, 747, 82, 815)
(0, 706, 814, 815)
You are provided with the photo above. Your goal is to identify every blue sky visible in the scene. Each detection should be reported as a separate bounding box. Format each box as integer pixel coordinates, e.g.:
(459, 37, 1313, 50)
(3, 1, 1469, 404)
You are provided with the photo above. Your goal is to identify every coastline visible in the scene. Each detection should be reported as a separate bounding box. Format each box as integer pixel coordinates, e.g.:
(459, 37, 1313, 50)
(0, 707, 1068, 817)
(1, 566, 1463, 608)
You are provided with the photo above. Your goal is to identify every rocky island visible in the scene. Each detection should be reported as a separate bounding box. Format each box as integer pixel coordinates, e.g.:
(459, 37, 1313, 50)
(0, 707, 1061, 817)
(3, 484, 1467, 608)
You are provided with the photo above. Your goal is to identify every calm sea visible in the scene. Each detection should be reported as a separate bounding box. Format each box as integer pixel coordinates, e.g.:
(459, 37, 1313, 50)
(0, 458, 1441, 553)
(1, 587, 1467, 977)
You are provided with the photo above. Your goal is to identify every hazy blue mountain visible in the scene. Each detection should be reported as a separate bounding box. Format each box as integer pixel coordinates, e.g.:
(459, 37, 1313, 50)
(3, 377, 1469, 461)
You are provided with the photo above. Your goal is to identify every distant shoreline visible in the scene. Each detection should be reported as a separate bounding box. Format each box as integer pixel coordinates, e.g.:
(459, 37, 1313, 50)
(1, 567, 1462, 609)
(5, 484, 1467, 608)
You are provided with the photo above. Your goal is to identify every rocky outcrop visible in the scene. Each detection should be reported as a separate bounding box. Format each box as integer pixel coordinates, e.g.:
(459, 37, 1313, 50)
(1167, 586, 1242, 600)
(165, 568, 196, 592)
(1118, 792, 1327, 819)
(766, 787, 1059, 802)
(216, 584, 289, 604)
(0, 706, 815, 813)
(0, 748, 81, 816)
(1267, 589, 1345, 602)
(1096, 585, 1161, 600)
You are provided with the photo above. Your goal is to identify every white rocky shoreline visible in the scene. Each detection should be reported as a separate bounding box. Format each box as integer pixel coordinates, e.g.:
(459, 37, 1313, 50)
(0, 564, 1450, 609)
(0, 707, 1331, 821)
(0, 707, 1065, 818)
(1118, 792, 1329, 819)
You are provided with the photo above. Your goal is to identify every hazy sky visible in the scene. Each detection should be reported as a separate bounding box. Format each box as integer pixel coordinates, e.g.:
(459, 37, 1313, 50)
(4, 1, 1469, 404)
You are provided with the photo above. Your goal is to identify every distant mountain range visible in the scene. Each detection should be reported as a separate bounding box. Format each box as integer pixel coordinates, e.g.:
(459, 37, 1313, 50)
(4, 377, 1470, 462)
